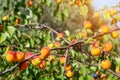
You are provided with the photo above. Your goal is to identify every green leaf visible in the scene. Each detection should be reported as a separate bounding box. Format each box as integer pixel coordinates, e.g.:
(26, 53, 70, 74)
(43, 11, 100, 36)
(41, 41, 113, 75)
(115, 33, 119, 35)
(0, 33, 7, 44)
(79, 5, 88, 18)
(7, 26, 16, 36)
(46, 0, 51, 6)
(44, 32, 50, 43)
(30, 38, 34, 48)
(63, 8, 69, 17)
(64, 30, 70, 36)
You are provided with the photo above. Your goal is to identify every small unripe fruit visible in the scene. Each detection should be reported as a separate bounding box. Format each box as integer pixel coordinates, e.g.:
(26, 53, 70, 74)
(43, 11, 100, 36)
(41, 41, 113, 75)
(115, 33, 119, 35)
(48, 43, 54, 49)
(84, 20, 92, 29)
(19, 61, 28, 71)
(6, 51, 16, 62)
(48, 55, 55, 61)
(65, 64, 72, 71)
(103, 42, 113, 52)
(100, 25, 110, 33)
(40, 46, 50, 59)
(54, 42, 61, 48)
(31, 56, 41, 66)
(39, 60, 46, 69)
(91, 47, 101, 56)
(16, 51, 25, 62)
(60, 56, 65, 64)
(66, 70, 73, 78)
(101, 60, 111, 70)
(111, 31, 119, 38)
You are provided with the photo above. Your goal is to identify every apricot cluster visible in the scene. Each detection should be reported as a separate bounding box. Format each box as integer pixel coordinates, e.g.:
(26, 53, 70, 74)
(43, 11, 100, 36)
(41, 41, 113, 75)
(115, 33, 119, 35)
(65, 64, 73, 78)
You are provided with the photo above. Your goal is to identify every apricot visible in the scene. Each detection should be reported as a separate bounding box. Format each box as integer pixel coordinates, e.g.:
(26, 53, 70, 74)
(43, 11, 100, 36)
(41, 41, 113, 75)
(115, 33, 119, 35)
(57, 0, 62, 3)
(48, 43, 54, 49)
(69, 1, 74, 6)
(31, 56, 41, 66)
(101, 60, 111, 70)
(54, 42, 61, 48)
(6, 51, 16, 62)
(15, 18, 20, 24)
(25, 52, 33, 59)
(57, 33, 64, 39)
(60, 56, 65, 64)
(39, 60, 46, 69)
(103, 42, 113, 52)
(93, 12, 100, 18)
(48, 55, 55, 61)
(20, 61, 28, 71)
(81, 32, 88, 38)
(40, 46, 50, 59)
(16, 51, 25, 62)
(27, 0, 33, 7)
(100, 24, 110, 33)
(91, 47, 101, 56)
(100, 74, 106, 79)
(71, 39, 77, 43)
(84, 20, 92, 29)
(2, 16, 8, 21)
(115, 66, 120, 74)
(111, 31, 119, 38)
(109, 8, 117, 16)
(65, 64, 72, 71)
(66, 70, 73, 78)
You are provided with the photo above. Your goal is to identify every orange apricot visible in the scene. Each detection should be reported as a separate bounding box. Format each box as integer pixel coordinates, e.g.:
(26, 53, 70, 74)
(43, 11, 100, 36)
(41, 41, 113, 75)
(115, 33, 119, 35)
(6, 51, 16, 62)
(100, 74, 107, 79)
(103, 42, 113, 52)
(100, 24, 110, 33)
(60, 56, 65, 64)
(31, 56, 41, 66)
(16, 51, 25, 62)
(57, 0, 62, 3)
(2, 16, 8, 21)
(111, 31, 119, 38)
(65, 64, 72, 71)
(15, 18, 20, 24)
(27, 0, 33, 7)
(71, 39, 77, 43)
(39, 60, 46, 69)
(40, 46, 50, 59)
(101, 60, 111, 70)
(66, 70, 73, 78)
(57, 33, 64, 39)
(91, 47, 101, 56)
(69, 1, 74, 6)
(84, 20, 92, 29)
(19, 61, 28, 71)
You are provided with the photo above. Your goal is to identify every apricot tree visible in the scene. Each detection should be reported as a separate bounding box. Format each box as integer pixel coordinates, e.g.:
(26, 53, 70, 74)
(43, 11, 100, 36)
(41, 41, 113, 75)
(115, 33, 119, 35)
(0, 0, 120, 80)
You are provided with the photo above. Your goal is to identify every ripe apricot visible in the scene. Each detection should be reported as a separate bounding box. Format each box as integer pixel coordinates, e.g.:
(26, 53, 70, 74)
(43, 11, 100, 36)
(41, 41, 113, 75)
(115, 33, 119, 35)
(65, 64, 72, 71)
(48, 43, 54, 49)
(39, 60, 46, 69)
(69, 1, 74, 6)
(57, 0, 62, 3)
(2, 16, 8, 21)
(71, 39, 77, 43)
(19, 61, 28, 71)
(100, 74, 106, 79)
(15, 18, 20, 24)
(31, 56, 41, 66)
(27, 0, 33, 7)
(25, 52, 33, 59)
(6, 51, 16, 62)
(93, 12, 100, 18)
(16, 51, 25, 62)
(111, 31, 119, 38)
(91, 47, 101, 56)
(109, 8, 117, 16)
(103, 42, 113, 52)
(75, 0, 81, 6)
(84, 20, 92, 29)
(57, 33, 64, 39)
(60, 56, 65, 64)
(66, 70, 73, 78)
(40, 46, 50, 59)
(100, 24, 110, 33)
(101, 60, 111, 70)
